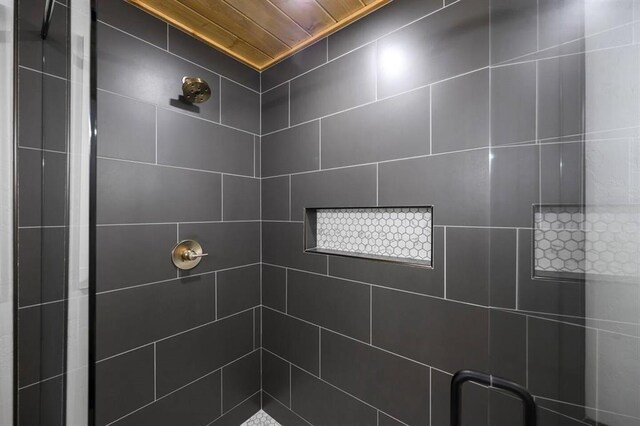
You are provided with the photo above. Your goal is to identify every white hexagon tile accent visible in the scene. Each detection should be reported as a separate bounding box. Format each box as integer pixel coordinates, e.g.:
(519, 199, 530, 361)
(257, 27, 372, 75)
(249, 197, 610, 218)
(534, 205, 640, 278)
(241, 410, 281, 426)
(314, 207, 432, 265)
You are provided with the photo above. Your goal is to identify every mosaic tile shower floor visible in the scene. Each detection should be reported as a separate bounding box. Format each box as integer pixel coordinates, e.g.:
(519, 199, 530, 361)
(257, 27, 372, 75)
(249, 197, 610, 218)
(241, 410, 281, 426)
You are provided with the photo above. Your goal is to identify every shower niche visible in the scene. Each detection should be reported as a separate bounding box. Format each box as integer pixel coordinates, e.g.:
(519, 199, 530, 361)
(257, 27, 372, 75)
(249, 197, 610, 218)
(304, 206, 433, 267)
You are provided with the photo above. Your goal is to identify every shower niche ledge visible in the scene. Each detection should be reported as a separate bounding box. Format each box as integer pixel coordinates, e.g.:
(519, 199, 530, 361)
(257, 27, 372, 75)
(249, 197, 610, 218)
(304, 206, 433, 268)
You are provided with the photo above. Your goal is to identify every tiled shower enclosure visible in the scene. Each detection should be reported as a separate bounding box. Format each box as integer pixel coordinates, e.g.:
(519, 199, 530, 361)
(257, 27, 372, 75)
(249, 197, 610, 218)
(14, 0, 640, 425)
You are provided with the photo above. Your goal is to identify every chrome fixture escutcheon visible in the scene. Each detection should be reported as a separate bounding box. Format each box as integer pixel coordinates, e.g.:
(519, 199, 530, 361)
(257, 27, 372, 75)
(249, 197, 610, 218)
(171, 240, 208, 270)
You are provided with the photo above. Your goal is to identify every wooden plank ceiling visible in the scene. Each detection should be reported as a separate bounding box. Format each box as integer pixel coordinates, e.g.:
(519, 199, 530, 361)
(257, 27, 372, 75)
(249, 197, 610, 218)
(127, 0, 391, 70)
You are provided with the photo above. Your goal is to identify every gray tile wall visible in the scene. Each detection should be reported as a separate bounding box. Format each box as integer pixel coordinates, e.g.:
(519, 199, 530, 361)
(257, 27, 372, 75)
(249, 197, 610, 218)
(259, 0, 640, 425)
(15, 0, 69, 423)
(16, 0, 640, 425)
(93, 1, 261, 424)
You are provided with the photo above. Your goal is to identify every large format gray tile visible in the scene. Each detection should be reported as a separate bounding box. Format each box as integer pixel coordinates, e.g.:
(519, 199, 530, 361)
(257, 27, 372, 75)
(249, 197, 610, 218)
(221, 78, 260, 134)
(321, 330, 430, 425)
(291, 367, 377, 425)
(263, 350, 291, 407)
(18, 148, 67, 227)
(263, 392, 310, 426)
(378, 412, 405, 426)
(96, 158, 221, 224)
(488, 228, 518, 309)
(378, 149, 490, 226)
(597, 331, 640, 418)
(489, 309, 527, 387)
(372, 287, 489, 373)
(178, 222, 260, 274)
(97, 23, 220, 122)
(376, 0, 490, 98)
(491, 62, 537, 146)
(328, 226, 444, 297)
(168, 27, 260, 91)
(19, 0, 67, 78)
(540, 142, 583, 205)
(97, 0, 167, 48)
(287, 270, 370, 342)
(211, 392, 261, 426)
(262, 176, 290, 221)
(321, 87, 430, 168)
(490, 145, 539, 227)
(431, 369, 488, 426)
(96, 274, 215, 359)
(97, 224, 177, 292)
(113, 371, 222, 426)
(327, 0, 442, 60)
(19, 302, 65, 386)
(432, 69, 490, 153)
(217, 265, 260, 318)
(290, 165, 377, 221)
(157, 108, 254, 176)
(222, 175, 260, 221)
(538, 0, 586, 50)
(18, 376, 63, 426)
(538, 55, 585, 142)
(262, 222, 327, 274)
(261, 121, 320, 177)
(446, 227, 490, 306)
(18, 68, 67, 152)
(96, 345, 155, 426)
(262, 83, 289, 135)
(155, 311, 253, 396)
(222, 351, 261, 412)
(261, 39, 327, 91)
(289, 44, 376, 124)
(97, 90, 156, 162)
(491, 0, 537, 64)
(262, 308, 320, 375)
(528, 317, 594, 406)
(18, 227, 65, 307)
(262, 264, 287, 313)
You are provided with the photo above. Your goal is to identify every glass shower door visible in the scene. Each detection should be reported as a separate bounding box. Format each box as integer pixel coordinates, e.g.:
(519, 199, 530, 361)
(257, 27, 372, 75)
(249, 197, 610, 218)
(485, 1, 640, 424)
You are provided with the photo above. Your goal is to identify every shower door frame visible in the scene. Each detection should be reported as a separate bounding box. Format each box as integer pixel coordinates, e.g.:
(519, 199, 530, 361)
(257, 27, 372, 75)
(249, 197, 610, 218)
(1, 0, 14, 423)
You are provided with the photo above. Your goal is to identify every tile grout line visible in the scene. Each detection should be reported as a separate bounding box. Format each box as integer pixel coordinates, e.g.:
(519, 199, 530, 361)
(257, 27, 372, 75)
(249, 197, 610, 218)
(155, 106, 158, 164)
(220, 369, 224, 415)
(98, 20, 261, 94)
(215, 272, 218, 320)
(96, 86, 259, 137)
(443, 226, 447, 299)
(153, 343, 157, 400)
(263, 347, 411, 426)
(96, 307, 259, 364)
(515, 230, 519, 310)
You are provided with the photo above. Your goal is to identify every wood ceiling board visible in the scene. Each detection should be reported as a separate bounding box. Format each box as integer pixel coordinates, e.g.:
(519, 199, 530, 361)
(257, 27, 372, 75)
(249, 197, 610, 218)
(128, 0, 392, 70)
(130, 0, 273, 68)
(223, 0, 311, 47)
(315, 0, 365, 21)
(268, 0, 336, 35)
(178, 0, 291, 56)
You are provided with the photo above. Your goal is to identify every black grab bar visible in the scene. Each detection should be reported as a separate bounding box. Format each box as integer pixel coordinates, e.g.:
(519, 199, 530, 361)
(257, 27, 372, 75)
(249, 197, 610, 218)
(451, 370, 537, 426)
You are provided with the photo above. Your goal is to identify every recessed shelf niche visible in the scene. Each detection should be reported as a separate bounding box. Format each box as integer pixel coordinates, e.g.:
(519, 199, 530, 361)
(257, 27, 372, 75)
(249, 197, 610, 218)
(304, 207, 433, 268)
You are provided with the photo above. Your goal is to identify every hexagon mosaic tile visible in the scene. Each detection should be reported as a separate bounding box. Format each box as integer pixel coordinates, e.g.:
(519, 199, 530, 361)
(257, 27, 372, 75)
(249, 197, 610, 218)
(314, 207, 432, 265)
(534, 205, 640, 279)
(241, 410, 281, 426)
